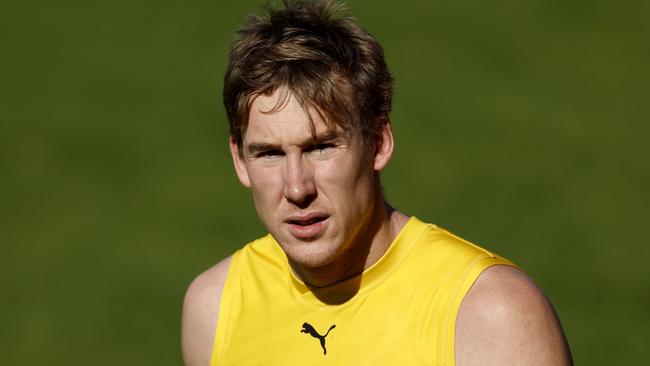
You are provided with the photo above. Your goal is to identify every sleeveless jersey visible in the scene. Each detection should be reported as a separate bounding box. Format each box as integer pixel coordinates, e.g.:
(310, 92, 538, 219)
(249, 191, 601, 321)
(211, 217, 515, 365)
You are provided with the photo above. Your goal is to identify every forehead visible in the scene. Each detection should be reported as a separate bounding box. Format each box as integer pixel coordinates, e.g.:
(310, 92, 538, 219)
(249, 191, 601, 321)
(244, 90, 343, 144)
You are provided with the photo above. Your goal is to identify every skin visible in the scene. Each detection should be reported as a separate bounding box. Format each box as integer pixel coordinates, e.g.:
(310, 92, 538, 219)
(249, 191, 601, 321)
(455, 265, 573, 365)
(181, 89, 572, 365)
(181, 257, 231, 366)
(229, 90, 406, 287)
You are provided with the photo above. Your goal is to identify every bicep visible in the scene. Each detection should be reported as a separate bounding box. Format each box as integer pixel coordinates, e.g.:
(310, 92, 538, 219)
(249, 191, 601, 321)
(455, 265, 572, 366)
(181, 256, 232, 366)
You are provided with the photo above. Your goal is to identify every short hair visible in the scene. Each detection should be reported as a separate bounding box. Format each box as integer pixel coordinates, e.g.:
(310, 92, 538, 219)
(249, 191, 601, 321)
(223, 0, 393, 151)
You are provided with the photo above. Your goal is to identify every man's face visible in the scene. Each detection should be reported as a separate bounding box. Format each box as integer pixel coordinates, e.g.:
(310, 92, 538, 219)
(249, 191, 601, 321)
(230, 89, 392, 269)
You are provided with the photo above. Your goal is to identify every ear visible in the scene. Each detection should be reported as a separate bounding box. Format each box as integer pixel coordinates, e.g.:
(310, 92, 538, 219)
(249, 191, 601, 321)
(373, 117, 395, 171)
(229, 136, 251, 188)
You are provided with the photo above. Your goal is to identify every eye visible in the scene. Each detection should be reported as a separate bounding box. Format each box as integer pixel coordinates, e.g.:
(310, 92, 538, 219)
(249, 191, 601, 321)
(307, 143, 335, 154)
(257, 149, 284, 158)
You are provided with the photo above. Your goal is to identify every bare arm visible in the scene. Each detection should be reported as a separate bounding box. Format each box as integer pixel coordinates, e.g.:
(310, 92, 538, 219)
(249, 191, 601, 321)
(455, 265, 572, 366)
(181, 256, 232, 366)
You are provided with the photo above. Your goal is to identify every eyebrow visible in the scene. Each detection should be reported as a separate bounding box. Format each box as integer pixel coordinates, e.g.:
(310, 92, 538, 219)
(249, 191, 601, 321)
(246, 142, 278, 156)
(310, 131, 342, 144)
(245, 130, 343, 156)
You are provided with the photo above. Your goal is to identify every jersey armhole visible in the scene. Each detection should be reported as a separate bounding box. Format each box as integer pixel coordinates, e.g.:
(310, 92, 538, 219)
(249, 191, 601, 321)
(443, 256, 517, 365)
(209, 250, 242, 366)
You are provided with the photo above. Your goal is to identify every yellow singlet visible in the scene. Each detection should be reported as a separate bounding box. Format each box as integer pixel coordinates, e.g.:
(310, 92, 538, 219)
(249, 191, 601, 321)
(211, 217, 515, 365)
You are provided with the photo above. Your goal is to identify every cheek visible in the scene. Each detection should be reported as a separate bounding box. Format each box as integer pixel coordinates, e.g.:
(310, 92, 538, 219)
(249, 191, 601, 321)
(248, 167, 284, 205)
(316, 157, 374, 202)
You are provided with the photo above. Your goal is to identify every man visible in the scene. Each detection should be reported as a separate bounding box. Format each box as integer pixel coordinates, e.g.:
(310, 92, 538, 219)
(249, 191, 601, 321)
(182, 1, 572, 365)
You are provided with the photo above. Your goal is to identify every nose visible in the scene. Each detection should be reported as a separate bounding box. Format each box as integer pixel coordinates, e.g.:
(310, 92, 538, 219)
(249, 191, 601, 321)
(283, 154, 316, 205)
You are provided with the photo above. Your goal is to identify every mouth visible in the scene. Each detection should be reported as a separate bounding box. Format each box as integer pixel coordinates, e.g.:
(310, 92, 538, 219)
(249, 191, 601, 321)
(287, 215, 328, 226)
(285, 213, 329, 240)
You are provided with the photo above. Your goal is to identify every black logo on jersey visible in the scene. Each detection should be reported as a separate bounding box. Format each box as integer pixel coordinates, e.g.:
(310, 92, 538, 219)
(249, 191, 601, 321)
(300, 322, 336, 355)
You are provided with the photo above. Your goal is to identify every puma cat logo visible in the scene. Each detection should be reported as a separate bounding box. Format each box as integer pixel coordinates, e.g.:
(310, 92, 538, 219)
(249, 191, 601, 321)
(300, 322, 336, 355)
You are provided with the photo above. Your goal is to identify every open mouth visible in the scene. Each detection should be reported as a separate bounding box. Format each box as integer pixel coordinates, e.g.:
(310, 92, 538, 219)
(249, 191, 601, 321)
(288, 215, 328, 226)
(285, 214, 329, 239)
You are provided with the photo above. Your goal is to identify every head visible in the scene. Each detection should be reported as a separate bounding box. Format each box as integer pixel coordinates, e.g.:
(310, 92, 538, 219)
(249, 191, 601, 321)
(224, 0, 395, 273)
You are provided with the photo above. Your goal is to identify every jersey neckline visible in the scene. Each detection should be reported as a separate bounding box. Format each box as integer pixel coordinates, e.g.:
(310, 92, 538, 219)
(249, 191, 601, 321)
(271, 216, 431, 308)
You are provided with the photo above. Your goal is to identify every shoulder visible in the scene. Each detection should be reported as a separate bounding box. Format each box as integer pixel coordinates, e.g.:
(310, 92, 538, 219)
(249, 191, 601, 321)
(181, 255, 233, 366)
(455, 265, 572, 366)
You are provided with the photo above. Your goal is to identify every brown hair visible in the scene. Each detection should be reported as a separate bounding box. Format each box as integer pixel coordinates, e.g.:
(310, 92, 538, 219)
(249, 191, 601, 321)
(223, 0, 393, 152)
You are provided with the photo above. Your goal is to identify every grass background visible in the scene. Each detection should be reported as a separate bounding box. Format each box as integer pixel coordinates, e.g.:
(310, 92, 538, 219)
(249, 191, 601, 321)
(1, 0, 648, 364)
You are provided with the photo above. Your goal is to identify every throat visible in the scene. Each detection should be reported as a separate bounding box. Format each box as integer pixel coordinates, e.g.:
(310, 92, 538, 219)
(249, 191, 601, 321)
(290, 205, 409, 289)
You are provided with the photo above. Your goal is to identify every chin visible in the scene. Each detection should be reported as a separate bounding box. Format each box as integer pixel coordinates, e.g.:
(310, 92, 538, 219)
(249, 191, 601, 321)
(280, 238, 340, 269)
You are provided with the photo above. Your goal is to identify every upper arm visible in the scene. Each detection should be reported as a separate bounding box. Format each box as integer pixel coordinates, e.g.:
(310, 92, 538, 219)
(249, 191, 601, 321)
(181, 256, 232, 366)
(455, 265, 572, 366)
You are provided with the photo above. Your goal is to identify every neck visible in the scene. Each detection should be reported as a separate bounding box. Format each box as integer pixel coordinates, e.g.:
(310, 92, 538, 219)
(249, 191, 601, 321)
(290, 200, 410, 288)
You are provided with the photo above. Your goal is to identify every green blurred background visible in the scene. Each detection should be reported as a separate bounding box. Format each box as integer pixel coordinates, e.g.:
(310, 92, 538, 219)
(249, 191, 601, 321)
(1, 0, 648, 364)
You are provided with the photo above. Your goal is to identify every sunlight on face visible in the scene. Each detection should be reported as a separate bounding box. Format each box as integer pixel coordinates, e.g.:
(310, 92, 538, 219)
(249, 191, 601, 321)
(230, 89, 380, 268)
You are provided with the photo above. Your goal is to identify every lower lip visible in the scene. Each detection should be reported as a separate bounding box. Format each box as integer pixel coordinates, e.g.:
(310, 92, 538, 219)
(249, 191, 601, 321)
(287, 218, 328, 240)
